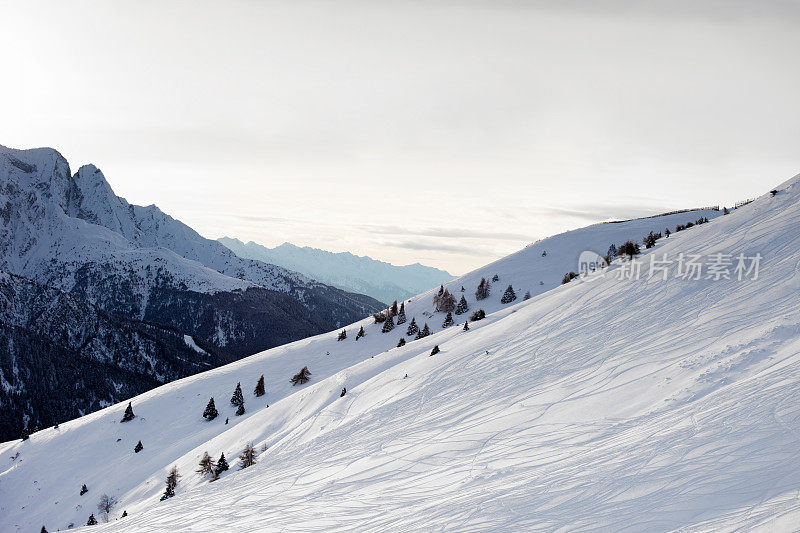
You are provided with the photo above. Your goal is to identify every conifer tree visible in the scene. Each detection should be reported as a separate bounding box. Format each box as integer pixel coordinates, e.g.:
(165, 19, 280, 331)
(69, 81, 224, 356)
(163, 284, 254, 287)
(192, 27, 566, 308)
(373, 312, 386, 324)
(390, 300, 399, 317)
(41, 526, 47, 533)
(396, 302, 407, 324)
(254, 375, 265, 397)
(86, 514, 97, 526)
(239, 443, 257, 469)
(430, 345, 440, 356)
(230, 382, 244, 407)
(337, 329, 347, 341)
(355, 326, 365, 340)
(197, 452, 215, 476)
(203, 398, 218, 420)
(160, 466, 181, 501)
(523, 290, 531, 300)
(455, 295, 469, 315)
(381, 315, 395, 333)
(442, 312, 454, 328)
(475, 278, 490, 300)
(121, 402, 135, 423)
(397, 338, 406, 347)
(121, 511, 127, 518)
(416, 323, 430, 339)
(665, 228, 671, 237)
(134, 441, 143, 453)
(212, 453, 229, 480)
(235, 403, 245, 416)
(340, 387, 347, 397)
(81, 484, 88, 495)
(492, 274, 499, 282)
(501, 285, 517, 304)
(723, 206, 729, 215)
(463, 321, 469, 331)
(618, 240, 641, 259)
(291, 366, 312, 385)
(406, 317, 419, 336)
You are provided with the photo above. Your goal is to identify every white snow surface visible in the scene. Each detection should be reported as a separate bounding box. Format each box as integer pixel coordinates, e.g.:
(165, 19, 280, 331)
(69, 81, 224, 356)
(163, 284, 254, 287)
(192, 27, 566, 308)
(2, 177, 799, 532)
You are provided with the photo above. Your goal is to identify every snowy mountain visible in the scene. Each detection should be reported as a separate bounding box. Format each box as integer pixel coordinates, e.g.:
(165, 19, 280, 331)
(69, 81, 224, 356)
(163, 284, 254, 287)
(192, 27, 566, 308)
(3, 171, 792, 532)
(0, 145, 382, 353)
(218, 238, 454, 304)
(0, 144, 383, 440)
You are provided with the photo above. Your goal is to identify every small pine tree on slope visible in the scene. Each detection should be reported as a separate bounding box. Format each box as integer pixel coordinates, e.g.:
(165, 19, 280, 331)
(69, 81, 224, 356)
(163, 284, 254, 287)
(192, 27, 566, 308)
(442, 312, 454, 328)
(501, 285, 517, 304)
(203, 398, 218, 420)
(416, 323, 430, 339)
(212, 453, 229, 480)
(381, 315, 395, 333)
(160, 466, 181, 501)
(291, 366, 312, 385)
(230, 383, 244, 407)
(396, 302, 407, 324)
(475, 278, 490, 300)
(406, 317, 419, 336)
(197, 452, 215, 476)
(355, 326, 365, 340)
(239, 443, 257, 469)
(121, 402, 135, 423)
(254, 375, 265, 397)
(86, 514, 97, 526)
(134, 441, 143, 453)
(455, 295, 469, 315)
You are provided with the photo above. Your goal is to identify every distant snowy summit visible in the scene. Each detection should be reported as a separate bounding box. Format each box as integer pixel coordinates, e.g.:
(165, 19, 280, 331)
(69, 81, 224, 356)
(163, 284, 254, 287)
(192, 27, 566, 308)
(218, 238, 454, 304)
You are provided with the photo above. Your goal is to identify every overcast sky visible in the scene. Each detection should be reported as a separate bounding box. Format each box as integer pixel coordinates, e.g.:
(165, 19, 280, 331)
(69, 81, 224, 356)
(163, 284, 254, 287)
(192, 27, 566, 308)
(2, 1, 799, 274)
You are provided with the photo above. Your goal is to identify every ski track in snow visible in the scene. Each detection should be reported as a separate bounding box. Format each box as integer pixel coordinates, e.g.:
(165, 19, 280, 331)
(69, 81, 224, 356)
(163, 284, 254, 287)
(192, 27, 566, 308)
(2, 177, 800, 531)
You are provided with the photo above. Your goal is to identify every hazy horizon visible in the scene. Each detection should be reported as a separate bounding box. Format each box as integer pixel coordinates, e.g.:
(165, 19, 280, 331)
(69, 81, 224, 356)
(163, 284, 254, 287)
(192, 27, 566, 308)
(3, 0, 798, 274)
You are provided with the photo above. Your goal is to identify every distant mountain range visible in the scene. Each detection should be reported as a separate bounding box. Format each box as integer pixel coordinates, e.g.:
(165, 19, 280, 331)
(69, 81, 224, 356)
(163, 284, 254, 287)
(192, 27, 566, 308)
(0, 144, 382, 440)
(218, 238, 454, 304)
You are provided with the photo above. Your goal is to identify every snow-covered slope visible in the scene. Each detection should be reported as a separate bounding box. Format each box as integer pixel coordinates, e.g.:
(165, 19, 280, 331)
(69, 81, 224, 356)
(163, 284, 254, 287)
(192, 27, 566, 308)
(3, 176, 796, 531)
(219, 238, 454, 304)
